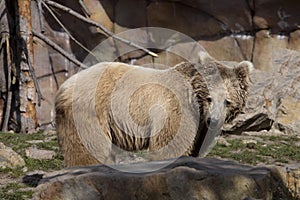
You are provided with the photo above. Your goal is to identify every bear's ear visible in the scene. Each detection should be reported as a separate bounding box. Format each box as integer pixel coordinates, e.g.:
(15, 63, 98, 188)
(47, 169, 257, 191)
(235, 61, 254, 78)
(198, 51, 214, 65)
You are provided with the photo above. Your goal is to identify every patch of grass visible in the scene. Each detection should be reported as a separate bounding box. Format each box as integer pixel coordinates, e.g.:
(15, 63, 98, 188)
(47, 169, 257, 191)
(208, 140, 265, 164)
(36, 139, 59, 151)
(0, 132, 45, 155)
(0, 183, 33, 200)
(258, 143, 300, 163)
(208, 135, 300, 165)
(25, 154, 63, 171)
(0, 132, 63, 199)
(0, 166, 24, 178)
(0, 132, 63, 170)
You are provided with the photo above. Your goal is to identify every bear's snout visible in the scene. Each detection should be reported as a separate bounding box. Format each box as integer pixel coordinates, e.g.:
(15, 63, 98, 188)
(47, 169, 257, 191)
(206, 117, 220, 129)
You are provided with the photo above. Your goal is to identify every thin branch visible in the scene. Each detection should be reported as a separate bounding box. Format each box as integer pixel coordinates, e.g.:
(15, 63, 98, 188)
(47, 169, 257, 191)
(22, 40, 44, 106)
(2, 34, 12, 132)
(36, 0, 45, 33)
(49, 55, 60, 90)
(78, 0, 91, 17)
(32, 30, 88, 69)
(42, 1, 99, 60)
(44, 0, 158, 58)
(36, 68, 65, 80)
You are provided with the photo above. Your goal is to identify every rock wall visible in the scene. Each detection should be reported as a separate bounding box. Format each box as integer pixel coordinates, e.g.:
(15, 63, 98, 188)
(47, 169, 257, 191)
(64, 0, 300, 68)
(13, 0, 300, 129)
(223, 48, 300, 135)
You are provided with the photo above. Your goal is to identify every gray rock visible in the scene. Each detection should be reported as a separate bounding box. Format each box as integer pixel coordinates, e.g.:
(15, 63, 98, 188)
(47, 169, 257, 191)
(25, 146, 56, 160)
(26, 140, 44, 144)
(242, 139, 258, 149)
(216, 137, 231, 147)
(223, 49, 300, 135)
(242, 139, 258, 144)
(42, 130, 57, 136)
(33, 157, 298, 200)
(0, 142, 25, 168)
(43, 135, 57, 143)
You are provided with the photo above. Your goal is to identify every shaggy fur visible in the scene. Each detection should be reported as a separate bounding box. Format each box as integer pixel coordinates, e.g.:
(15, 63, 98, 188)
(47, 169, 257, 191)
(55, 52, 253, 167)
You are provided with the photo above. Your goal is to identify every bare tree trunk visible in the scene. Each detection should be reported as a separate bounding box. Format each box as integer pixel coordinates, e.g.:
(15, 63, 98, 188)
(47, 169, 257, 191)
(0, 0, 9, 130)
(16, 0, 37, 133)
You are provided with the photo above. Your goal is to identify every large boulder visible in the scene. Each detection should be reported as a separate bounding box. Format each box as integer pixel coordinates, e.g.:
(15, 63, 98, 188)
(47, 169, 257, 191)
(33, 157, 298, 200)
(0, 142, 25, 168)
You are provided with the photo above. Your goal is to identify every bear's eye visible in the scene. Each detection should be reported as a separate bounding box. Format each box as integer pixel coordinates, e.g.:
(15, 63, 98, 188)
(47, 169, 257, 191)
(224, 99, 231, 106)
(206, 97, 212, 103)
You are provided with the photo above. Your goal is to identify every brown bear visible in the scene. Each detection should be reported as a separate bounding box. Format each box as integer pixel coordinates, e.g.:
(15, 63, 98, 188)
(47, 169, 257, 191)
(55, 52, 253, 167)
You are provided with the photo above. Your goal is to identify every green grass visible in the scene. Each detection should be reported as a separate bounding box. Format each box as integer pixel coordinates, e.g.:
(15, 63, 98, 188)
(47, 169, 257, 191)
(0, 131, 64, 200)
(0, 132, 63, 168)
(0, 183, 33, 200)
(208, 135, 300, 165)
(25, 154, 63, 171)
(0, 132, 44, 155)
(0, 166, 24, 178)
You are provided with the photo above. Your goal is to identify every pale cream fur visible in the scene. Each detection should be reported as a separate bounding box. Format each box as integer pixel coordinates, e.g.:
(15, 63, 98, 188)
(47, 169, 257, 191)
(56, 54, 253, 167)
(56, 62, 199, 166)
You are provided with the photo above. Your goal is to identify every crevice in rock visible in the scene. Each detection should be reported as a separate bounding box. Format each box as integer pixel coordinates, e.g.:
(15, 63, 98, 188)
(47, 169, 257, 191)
(245, 0, 255, 27)
(233, 37, 248, 60)
(250, 34, 256, 63)
(112, 0, 118, 32)
(145, 0, 151, 65)
(223, 113, 274, 135)
(246, 0, 256, 62)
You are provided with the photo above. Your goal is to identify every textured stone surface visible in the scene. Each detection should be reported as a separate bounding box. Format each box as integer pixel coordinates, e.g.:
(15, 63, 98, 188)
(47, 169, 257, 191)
(147, 2, 224, 38)
(180, 0, 253, 33)
(199, 35, 254, 62)
(276, 96, 300, 134)
(254, 0, 300, 32)
(33, 157, 298, 200)
(223, 49, 300, 135)
(289, 30, 300, 51)
(0, 142, 25, 168)
(83, 0, 114, 32)
(35, 77, 56, 127)
(114, 0, 147, 33)
(25, 146, 56, 160)
(252, 30, 289, 71)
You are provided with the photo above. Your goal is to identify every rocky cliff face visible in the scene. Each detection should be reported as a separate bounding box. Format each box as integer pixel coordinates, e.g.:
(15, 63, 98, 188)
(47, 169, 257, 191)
(223, 48, 300, 135)
(28, 0, 300, 128)
(61, 0, 300, 68)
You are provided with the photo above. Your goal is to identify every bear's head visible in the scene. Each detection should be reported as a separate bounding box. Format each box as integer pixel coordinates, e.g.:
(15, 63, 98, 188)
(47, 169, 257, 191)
(197, 52, 254, 129)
